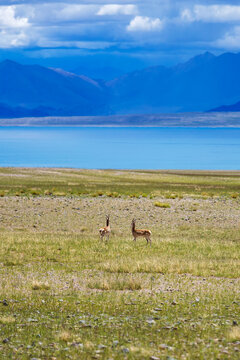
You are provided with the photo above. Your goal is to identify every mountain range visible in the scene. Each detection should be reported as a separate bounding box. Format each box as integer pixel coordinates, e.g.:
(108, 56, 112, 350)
(1, 52, 240, 118)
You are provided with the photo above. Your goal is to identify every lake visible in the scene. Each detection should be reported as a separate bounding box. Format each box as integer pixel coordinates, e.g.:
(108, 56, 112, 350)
(0, 127, 240, 170)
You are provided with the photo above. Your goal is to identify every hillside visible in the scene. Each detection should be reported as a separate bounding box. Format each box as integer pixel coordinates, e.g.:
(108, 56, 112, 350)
(107, 52, 240, 114)
(210, 100, 240, 112)
(0, 60, 108, 116)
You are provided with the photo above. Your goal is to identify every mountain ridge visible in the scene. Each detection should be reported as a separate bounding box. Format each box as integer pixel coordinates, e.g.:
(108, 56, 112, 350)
(1, 51, 240, 117)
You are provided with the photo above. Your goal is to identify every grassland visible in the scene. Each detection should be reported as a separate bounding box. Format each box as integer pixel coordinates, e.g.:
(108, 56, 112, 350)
(1, 167, 240, 198)
(0, 168, 240, 359)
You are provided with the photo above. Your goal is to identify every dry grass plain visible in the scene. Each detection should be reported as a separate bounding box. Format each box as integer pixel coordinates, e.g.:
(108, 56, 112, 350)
(0, 168, 240, 359)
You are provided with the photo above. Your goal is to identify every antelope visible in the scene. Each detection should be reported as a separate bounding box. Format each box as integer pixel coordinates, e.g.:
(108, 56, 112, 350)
(131, 219, 152, 245)
(99, 215, 111, 241)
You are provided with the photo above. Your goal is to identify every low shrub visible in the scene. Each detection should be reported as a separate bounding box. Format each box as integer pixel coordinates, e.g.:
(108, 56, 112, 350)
(32, 281, 50, 290)
(58, 331, 73, 342)
(53, 192, 66, 197)
(80, 226, 88, 233)
(165, 193, 178, 199)
(0, 316, 16, 324)
(130, 193, 139, 198)
(154, 202, 171, 208)
(228, 327, 240, 341)
(30, 188, 41, 196)
(190, 207, 198, 211)
(106, 192, 119, 198)
(97, 190, 104, 196)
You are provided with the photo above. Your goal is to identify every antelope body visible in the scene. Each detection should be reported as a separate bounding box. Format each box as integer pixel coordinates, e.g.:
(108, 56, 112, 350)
(99, 215, 111, 241)
(131, 219, 151, 245)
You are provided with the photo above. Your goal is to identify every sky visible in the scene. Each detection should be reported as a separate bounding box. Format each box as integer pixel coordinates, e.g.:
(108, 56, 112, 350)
(0, 0, 240, 71)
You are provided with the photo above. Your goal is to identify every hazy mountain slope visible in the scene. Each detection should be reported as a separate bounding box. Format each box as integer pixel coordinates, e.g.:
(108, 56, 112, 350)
(0, 60, 108, 116)
(210, 101, 240, 112)
(73, 66, 124, 81)
(107, 65, 172, 112)
(0, 103, 54, 118)
(107, 52, 240, 114)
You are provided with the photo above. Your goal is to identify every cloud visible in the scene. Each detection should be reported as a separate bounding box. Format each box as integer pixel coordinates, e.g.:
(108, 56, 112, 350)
(15, 4, 99, 24)
(14, 3, 136, 24)
(127, 16, 163, 32)
(181, 5, 240, 23)
(97, 4, 137, 16)
(36, 39, 114, 50)
(0, 5, 29, 28)
(56, 4, 98, 22)
(0, 29, 28, 47)
(215, 26, 240, 49)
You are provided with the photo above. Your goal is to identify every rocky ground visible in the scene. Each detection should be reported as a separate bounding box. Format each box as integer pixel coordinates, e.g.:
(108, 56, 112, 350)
(0, 196, 240, 234)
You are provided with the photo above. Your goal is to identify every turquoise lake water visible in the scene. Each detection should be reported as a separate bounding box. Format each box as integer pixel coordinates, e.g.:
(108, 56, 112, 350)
(0, 127, 240, 170)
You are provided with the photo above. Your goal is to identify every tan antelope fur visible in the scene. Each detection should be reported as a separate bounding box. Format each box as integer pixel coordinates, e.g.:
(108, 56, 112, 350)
(99, 215, 111, 241)
(131, 219, 152, 245)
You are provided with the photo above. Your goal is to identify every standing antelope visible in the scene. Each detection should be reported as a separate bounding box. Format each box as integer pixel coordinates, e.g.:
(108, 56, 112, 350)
(99, 215, 111, 241)
(131, 219, 152, 245)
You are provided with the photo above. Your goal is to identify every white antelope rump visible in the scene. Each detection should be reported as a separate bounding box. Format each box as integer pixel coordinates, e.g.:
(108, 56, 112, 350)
(99, 215, 111, 241)
(131, 219, 152, 245)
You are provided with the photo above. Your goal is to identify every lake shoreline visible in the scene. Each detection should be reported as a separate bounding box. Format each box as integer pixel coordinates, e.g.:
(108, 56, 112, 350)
(1, 111, 240, 127)
(1, 124, 240, 128)
(2, 167, 240, 174)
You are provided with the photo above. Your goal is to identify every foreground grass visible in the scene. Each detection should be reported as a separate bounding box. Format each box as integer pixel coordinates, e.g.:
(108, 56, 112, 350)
(1, 288, 240, 359)
(0, 168, 240, 359)
(0, 230, 240, 359)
